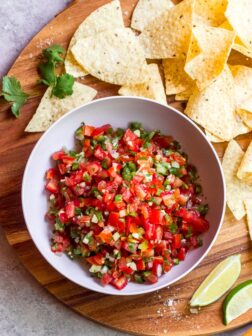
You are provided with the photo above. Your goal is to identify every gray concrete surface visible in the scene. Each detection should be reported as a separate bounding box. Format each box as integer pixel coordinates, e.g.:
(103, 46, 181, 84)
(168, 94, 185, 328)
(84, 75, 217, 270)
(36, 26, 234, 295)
(0, 1, 251, 335)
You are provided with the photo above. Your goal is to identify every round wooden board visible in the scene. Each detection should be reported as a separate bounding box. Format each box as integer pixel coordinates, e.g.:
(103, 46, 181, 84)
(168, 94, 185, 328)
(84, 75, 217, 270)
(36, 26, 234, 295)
(0, 1, 252, 335)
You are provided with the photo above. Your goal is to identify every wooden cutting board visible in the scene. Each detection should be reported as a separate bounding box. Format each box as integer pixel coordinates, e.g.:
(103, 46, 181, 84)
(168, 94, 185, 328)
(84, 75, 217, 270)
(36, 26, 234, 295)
(0, 1, 251, 335)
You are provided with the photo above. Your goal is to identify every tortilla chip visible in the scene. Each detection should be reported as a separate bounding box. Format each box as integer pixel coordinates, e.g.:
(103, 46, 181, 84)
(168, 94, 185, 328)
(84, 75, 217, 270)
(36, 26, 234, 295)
(25, 83, 97, 132)
(175, 87, 194, 101)
(193, 0, 227, 27)
(118, 64, 167, 104)
(163, 59, 194, 95)
(222, 140, 249, 220)
(185, 66, 236, 141)
(220, 20, 252, 58)
(65, 0, 124, 77)
(237, 141, 252, 183)
(225, 0, 252, 50)
(230, 65, 252, 110)
(232, 117, 251, 138)
(205, 130, 225, 143)
(131, 0, 174, 32)
(244, 200, 252, 240)
(185, 26, 235, 90)
(139, 0, 193, 59)
(71, 28, 148, 86)
(237, 110, 252, 129)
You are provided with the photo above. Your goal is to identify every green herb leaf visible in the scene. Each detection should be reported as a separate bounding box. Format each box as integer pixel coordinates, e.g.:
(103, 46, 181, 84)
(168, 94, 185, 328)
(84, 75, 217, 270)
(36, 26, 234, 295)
(42, 45, 65, 64)
(38, 62, 57, 87)
(52, 74, 74, 98)
(197, 204, 209, 215)
(1, 76, 28, 117)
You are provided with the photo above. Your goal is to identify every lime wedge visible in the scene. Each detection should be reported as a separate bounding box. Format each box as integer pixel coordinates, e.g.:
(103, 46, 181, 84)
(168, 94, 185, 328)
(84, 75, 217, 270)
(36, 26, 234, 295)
(223, 280, 252, 325)
(190, 255, 241, 306)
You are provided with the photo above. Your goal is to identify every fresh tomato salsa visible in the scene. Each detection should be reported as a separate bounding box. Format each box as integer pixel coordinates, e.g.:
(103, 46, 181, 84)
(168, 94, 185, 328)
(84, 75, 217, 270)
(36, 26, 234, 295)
(45, 122, 209, 290)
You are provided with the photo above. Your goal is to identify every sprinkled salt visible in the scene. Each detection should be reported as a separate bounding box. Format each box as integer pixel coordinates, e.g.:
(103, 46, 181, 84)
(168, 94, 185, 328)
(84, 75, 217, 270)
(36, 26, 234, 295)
(190, 308, 199, 314)
(164, 299, 174, 307)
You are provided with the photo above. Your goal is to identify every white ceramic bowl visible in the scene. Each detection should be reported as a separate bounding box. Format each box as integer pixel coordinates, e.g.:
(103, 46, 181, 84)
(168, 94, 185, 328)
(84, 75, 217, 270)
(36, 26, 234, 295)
(22, 96, 226, 295)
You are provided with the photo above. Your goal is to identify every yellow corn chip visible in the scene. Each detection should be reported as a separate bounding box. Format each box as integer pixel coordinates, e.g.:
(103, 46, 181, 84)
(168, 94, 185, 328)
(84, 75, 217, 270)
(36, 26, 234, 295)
(118, 64, 166, 104)
(230, 65, 252, 111)
(139, 0, 194, 59)
(237, 110, 252, 129)
(220, 20, 252, 58)
(71, 28, 148, 86)
(225, 0, 252, 50)
(185, 26, 235, 90)
(131, 0, 174, 32)
(175, 87, 194, 101)
(163, 59, 194, 95)
(205, 131, 225, 143)
(185, 66, 236, 141)
(193, 0, 227, 27)
(237, 140, 252, 183)
(65, 0, 124, 77)
(244, 200, 252, 240)
(25, 83, 97, 132)
(222, 140, 251, 220)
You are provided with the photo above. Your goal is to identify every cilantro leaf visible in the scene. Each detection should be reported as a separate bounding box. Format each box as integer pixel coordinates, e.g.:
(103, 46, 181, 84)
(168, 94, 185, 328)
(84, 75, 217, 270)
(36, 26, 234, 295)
(52, 74, 74, 98)
(42, 45, 65, 64)
(1, 76, 28, 117)
(38, 62, 57, 87)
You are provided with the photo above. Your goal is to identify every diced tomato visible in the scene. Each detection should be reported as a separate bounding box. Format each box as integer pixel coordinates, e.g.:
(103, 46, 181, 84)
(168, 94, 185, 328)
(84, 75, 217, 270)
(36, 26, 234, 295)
(144, 272, 158, 284)
(65, 201, 75, 219)
(136, 259, 145, 271)
(94, 145, 107, 161)
(97, 180, 107, 192)
(52, 150, 65, 161)
(101, 273, 113, 286)
(173, 234, 182, 249)
(77, 215, 91, 226)
(108, 212, 120, 226)
(113, 174, 123, 185)
(58, 163, 67, 175)
(46, 179, 58, 193)
(92, 124, 112, 137)
(176, 208, 209, 233)
(122, 189, 132, 203)
(98, 229, 112, 244)
(111, 276, 128, 290)
(86, 254, 104, 266)
(46, 168, 57, 180)
(152, 256, 164, 277)
(153, 134, 173, 148)
(83, 139, 91, 151)
(83, 125, 95, 137)
(144, 222, 155, 240)
(177, 247, 186, 261)
(149, 209, 164, 225)
(85, 162, 101, 176)
(123, 128, 138, 143)
(153, 225, 163, 241)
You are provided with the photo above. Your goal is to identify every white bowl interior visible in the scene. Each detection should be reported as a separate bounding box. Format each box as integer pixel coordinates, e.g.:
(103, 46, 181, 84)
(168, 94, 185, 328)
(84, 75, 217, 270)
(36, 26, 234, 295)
(22, 97, 225, 295)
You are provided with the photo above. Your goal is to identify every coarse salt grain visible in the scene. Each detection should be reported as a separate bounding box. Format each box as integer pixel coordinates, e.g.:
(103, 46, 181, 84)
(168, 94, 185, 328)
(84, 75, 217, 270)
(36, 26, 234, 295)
(190, 308, 199, 314)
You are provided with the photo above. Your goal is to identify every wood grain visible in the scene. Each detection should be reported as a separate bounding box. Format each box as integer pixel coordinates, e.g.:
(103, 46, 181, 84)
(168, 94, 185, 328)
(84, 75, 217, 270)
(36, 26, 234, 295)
(0, 1, 251, 335)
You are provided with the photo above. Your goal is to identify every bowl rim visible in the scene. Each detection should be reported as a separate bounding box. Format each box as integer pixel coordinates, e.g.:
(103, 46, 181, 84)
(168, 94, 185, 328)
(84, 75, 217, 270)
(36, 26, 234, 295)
(22, 95, 226, 296)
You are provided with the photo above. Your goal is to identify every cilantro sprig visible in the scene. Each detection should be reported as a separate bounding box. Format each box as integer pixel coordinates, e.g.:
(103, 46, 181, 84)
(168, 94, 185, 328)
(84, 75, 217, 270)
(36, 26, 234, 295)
(38, 44, 74, 99)
(1, 76, 29, 117)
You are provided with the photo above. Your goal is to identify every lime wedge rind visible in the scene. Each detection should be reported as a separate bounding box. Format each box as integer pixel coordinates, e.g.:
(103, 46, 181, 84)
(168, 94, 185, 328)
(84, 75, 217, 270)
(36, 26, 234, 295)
(223, 279, 252, 325)
(190, 255, 241, 307)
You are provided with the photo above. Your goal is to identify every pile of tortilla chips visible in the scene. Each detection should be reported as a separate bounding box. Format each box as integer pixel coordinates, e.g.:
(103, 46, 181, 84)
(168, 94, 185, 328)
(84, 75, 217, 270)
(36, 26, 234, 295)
(27, 0, 252, 140)
(222, 140, 252, 239)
